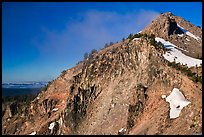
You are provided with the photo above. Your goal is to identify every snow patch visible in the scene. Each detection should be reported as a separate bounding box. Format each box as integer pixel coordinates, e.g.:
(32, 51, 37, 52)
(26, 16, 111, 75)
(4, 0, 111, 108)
(49, 122, 55, 130)
(186, 38, 190, 41)
(119, 128, 126, 133)
(29, 131, 36, 135)
(161, 95, 166, 99)
(165, 88, 191, 119)
(52, 108, 58, 112)
(178, 34, 184, 37)
(155, 37, 202, 67)
(186, 31, 200, 40)
(177, 24, 200, 40)
(155, 37, 175, 49)
(133, 38, 140, 41)
(111, 104, 115, 108)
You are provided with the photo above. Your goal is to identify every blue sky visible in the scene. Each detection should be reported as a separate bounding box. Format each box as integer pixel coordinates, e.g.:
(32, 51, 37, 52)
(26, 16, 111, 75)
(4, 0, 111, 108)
(2, 2, 202, 83)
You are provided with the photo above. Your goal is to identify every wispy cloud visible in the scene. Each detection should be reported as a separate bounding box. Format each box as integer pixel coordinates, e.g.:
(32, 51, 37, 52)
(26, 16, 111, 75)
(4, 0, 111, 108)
(32, 9, 160, 61)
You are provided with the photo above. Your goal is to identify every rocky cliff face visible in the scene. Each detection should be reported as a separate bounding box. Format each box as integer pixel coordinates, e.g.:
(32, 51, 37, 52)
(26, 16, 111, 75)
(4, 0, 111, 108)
(2, 12, 202, 135)
(141, 12, 202, 59)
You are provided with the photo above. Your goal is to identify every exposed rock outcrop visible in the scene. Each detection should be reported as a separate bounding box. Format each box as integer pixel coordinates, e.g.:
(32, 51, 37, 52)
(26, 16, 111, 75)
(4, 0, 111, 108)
(142, 12, 202, 59)
(2, 12, 202, 135)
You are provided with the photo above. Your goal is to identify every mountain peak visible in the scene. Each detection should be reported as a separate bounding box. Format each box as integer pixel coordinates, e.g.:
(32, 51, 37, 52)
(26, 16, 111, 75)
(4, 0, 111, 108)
(142, 12, 201, 38)
(141, 12, 183, 37)
(141, 12, 202, 59)
(162, 11, 173, 16)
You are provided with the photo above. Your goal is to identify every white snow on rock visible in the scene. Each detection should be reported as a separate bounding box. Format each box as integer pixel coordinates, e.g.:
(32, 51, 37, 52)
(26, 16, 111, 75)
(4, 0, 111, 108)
(49, 122, 55, 130)
(186, 31, 200, 40)
(111, 104, 115, 108)
(155, 37, 202, 67)
(178, 34, 184, 37)
(161, 95, 166, 99)
(165, 88, 191, 119)
(29, 131, 36, 135)
(133, 38, 140, 41)
(177, 24, 200, 40)
(119, 128, 126, 133)
(155, 37, 175, 49)
(52, 108, 58, 112)
(186, 38, 190, 41)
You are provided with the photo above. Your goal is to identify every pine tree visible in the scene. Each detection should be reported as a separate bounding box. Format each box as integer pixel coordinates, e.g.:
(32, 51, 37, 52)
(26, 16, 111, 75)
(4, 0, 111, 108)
(104, 43, 109, 48)
(109, 42, 114, 46)
(84, 52, 88, 60)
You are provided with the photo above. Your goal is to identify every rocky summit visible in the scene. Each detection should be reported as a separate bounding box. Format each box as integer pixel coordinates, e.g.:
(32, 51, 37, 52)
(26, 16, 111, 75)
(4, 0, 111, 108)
(142, 12, 202, 59)
(2, 12, 202, 135)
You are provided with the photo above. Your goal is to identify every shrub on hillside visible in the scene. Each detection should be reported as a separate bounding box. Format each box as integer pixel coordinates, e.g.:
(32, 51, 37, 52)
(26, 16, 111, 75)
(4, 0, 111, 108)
(167, 61, 201, 83)
(84, 52, 89, 60)
(109, 42, 114, 46)
(104, 43, 109, 48)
